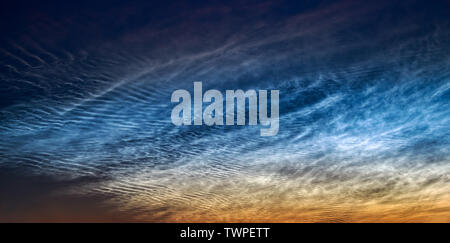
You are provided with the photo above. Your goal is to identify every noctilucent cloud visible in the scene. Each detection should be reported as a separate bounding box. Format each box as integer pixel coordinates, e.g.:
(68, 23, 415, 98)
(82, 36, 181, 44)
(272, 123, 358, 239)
(0, 0, 449, 222)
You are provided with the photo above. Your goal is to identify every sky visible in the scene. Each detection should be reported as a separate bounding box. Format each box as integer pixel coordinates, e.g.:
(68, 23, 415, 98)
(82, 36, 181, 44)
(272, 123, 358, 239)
(0, 0, 449, 222)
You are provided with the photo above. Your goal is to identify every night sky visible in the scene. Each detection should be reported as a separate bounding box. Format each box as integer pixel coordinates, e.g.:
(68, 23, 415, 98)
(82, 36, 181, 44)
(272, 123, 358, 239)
(0, 0, 449, 222)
